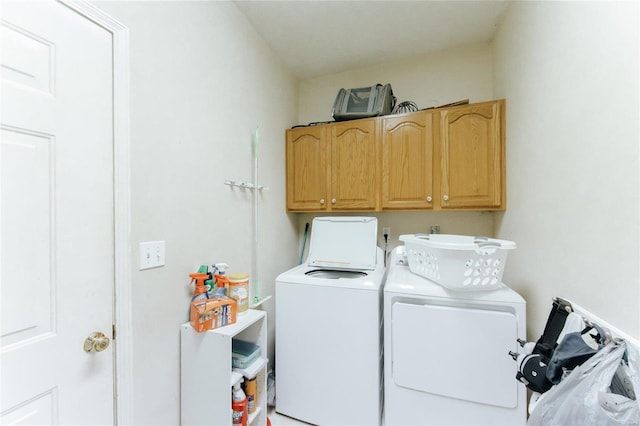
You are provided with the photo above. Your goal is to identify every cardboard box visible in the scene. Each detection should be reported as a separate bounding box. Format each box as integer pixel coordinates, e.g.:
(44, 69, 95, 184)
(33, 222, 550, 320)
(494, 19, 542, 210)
(190, 296, 237, 332)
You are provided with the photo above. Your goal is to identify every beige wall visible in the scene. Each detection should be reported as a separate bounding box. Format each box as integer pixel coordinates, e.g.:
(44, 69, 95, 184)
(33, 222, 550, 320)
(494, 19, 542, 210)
(298, 43, 494, 125)
(297, 3, 640, 341)
(89, 1, 639, 424)
(296, 44, 498, 247)
(492, 1, 639, 339)
(92, 2, 298, 424)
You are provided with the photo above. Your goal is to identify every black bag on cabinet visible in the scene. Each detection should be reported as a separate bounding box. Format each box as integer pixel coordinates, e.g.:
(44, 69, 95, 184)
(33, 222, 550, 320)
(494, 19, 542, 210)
(332, 83, 396, 121)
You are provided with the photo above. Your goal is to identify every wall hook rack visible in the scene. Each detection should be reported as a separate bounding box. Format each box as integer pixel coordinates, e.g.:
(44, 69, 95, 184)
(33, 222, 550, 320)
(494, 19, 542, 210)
(224, 179, 269, 191)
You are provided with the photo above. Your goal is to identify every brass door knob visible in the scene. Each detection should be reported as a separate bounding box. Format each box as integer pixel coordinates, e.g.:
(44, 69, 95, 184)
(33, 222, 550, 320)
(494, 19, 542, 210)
(84, 331, 111, 353)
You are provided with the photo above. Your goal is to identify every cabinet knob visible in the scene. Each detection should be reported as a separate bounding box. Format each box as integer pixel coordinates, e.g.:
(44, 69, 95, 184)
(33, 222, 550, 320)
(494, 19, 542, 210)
(331, 198, 337, 204)
(443, 195, 449, 201)
(320, 199, 325, 205)
(426, 196, 432, 203)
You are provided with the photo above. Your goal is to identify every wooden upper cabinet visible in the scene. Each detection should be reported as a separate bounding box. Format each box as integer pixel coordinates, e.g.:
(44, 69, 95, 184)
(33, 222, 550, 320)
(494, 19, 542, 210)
(438, 100, 505, 210)
(285, 99, 506, 212)
(286, 125, 329, 211)
(381, 111, 434, 209)
(330, 119, 378, 210)
(285, 119, 378, 212)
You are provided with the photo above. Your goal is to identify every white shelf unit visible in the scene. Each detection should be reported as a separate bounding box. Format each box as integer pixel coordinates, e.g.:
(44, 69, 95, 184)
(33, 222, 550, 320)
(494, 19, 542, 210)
(181, 309, 268, 426)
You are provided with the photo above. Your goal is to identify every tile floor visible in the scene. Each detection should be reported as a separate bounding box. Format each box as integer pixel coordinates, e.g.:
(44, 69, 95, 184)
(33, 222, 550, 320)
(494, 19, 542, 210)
(267, 407, 310, 425)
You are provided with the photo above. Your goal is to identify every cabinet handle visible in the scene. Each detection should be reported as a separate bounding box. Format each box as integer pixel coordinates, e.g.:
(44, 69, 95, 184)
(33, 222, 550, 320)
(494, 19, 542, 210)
(426, 196, 432, 203)
(331, 198, 337, 204)
(443, 195, 449, 201)
(320, 199, 325, 205)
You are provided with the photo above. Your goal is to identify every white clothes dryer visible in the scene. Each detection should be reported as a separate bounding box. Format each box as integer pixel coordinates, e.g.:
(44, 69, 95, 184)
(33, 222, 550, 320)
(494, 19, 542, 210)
(276, 217, 385, 426)
(384, 246, 527, 426)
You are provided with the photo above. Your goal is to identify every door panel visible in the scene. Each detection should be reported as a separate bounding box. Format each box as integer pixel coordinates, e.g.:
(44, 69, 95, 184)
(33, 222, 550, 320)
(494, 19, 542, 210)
(440, 102, 503, 208)
(0, 20, 54, 93)
(1, 1, 115, 423)
(382, 112, 434, 209)
(331, 119, 377, 210)
(392, 302, 518, 408)
(1, 128, 55, 347)
(286, 126, 329, 211)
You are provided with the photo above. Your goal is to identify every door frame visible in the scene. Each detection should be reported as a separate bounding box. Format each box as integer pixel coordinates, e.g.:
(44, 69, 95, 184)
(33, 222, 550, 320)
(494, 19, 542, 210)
(57, 1, 132, 424)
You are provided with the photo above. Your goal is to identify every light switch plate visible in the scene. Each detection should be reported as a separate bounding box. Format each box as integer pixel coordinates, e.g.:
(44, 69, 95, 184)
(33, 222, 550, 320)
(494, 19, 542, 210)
(139, 241, 165, 270)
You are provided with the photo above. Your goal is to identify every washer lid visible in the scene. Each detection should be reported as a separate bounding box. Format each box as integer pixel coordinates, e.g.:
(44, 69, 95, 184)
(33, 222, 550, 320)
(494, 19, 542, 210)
(307, 217, 378, 270)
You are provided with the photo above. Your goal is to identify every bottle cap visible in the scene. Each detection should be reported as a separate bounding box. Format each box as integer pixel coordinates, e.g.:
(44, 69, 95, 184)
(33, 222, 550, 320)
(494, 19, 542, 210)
(214, 263, 229, 274)
(229, 273, 249, 281)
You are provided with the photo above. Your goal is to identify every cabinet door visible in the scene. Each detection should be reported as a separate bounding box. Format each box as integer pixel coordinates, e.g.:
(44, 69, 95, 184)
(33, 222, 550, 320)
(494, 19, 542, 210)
(439, 100, 505, 209)
(381, 111, 434, 209)
(286, 126, 330, 211)
(330, 119, 378, 210)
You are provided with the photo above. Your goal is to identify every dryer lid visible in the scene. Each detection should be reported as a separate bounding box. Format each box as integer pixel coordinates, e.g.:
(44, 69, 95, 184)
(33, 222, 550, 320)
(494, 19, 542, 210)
(307, 217, 378, 270)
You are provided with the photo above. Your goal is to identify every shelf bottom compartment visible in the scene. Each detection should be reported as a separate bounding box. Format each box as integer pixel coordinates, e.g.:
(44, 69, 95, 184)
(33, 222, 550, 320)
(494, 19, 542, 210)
(248, 407, 262, 425)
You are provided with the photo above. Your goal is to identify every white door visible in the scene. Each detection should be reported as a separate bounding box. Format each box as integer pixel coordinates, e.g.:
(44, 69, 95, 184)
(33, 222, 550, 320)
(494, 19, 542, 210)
(1, 0, 115, 424)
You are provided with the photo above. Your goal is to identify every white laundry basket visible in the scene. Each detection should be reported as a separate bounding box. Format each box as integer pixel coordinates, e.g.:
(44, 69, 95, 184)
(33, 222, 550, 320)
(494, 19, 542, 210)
(399, 234, 516, 291)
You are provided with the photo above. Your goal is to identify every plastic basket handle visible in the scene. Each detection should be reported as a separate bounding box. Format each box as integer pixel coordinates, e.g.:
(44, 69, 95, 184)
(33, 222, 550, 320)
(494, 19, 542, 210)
(472, 236, 501, 248)
(477, 241, 502, 248)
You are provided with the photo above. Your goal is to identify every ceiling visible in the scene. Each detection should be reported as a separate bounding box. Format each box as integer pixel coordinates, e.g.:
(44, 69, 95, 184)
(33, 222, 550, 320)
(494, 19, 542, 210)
(233, 1, 510, 80)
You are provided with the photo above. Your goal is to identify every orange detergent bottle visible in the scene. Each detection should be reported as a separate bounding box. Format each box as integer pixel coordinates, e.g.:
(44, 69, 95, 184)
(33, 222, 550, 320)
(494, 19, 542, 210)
(189, 273, 210, 301)
(232, 380, 248, 426)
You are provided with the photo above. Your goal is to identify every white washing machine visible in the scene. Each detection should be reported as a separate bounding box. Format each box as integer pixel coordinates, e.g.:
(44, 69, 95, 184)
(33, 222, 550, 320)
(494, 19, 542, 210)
(384, 246, 527, 426)
(276, 217, 385, 426)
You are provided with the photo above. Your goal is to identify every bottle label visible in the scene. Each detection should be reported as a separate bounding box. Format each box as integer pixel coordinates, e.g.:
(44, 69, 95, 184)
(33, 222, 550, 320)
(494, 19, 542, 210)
(247, 395, 255, 412)
(232, 400, 247, 425)
(244, 377, 257, 413)
(229, 283, 249, 313)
